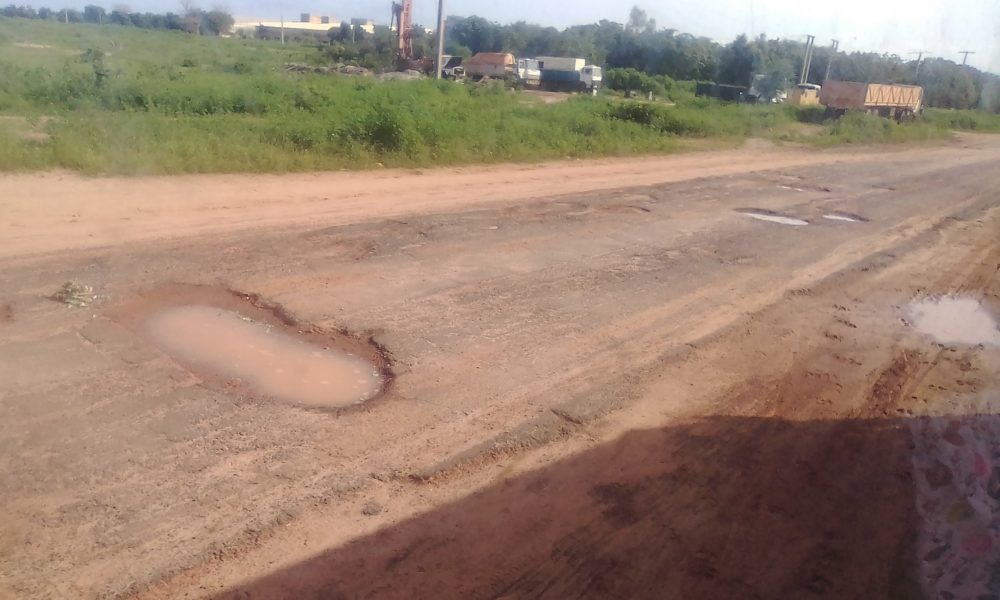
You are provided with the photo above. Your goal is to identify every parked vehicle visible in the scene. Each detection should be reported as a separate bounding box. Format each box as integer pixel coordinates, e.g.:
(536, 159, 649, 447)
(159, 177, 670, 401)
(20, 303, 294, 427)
(531, 56, 602, 93)
(695, 82, 754, 103)
(440, 55, 465, 79)
(820, 80, 923, 120)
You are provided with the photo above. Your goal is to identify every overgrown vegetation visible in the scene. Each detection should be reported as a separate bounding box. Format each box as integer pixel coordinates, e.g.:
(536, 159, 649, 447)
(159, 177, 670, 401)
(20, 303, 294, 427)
(0, 18, 998, 175)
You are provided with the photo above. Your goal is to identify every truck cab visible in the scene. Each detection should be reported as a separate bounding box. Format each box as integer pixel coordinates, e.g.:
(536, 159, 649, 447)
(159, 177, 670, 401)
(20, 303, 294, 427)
(517, 58, 541, 86)
(581, 66, 603, 92)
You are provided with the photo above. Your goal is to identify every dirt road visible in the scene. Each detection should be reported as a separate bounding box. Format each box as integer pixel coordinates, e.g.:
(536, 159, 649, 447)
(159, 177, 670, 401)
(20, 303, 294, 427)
(1, 137, 999, 599)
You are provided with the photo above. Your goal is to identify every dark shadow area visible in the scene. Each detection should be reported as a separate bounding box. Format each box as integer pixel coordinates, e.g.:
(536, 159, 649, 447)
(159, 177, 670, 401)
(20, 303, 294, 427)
(213, 414, 977, 599)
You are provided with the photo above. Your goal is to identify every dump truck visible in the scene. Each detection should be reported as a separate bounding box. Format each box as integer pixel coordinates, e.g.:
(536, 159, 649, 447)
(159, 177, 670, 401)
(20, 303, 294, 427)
(820, 80, 923, 120)
(465, 52, 515, 79)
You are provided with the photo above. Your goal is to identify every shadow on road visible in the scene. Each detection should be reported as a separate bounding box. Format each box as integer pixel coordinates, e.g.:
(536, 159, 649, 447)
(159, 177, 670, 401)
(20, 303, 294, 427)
(214, 413, 997, 599)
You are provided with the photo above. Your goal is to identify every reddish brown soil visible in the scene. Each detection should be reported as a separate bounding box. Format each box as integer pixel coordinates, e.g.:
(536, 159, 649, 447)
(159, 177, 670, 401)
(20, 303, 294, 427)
(2, 136, 999, 599)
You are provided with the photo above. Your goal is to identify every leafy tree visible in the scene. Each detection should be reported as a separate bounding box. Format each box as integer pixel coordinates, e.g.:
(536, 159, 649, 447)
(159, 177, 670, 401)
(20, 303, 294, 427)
(330, 21, 351, 43)
(918, 59, 977, 109)
(202, 9, 232, 35)
(449, 16, 504, 54)
(108, 5, 130, 25)
(717, 34, 754, 86)
(410, 24, 434, 59)
(82, 4, 105, 23)
(626, 7, 655, 33)
(178, 0, 199, 34)
(444, 42, 471, 58)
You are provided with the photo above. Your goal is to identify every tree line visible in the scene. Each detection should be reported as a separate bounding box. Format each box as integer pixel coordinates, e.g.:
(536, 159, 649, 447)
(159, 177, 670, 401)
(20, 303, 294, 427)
(1, 3, 233, 35)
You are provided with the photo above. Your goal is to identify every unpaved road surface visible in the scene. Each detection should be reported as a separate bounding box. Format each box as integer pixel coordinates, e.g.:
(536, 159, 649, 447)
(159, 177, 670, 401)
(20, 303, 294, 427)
(2, 137, 999, 599)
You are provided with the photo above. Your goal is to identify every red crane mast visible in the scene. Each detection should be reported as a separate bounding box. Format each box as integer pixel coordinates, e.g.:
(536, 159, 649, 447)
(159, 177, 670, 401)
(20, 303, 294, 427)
(390, 0, 414, 60)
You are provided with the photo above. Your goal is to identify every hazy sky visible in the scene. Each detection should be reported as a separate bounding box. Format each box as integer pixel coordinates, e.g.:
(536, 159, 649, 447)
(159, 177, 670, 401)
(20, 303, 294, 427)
(88, 0, 1000, 71)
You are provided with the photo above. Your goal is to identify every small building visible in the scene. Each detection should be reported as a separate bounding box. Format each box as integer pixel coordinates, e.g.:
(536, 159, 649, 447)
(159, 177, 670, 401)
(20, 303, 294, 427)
(790, 83, 821, 106)
(248, 20, 341, 42)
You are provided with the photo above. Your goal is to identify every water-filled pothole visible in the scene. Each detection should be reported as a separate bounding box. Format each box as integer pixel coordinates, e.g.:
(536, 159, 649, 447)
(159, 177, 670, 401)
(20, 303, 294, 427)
(905, 296, 1000, 347)
(735, 208, 809, 226)
(147, 306, 382, 407)
(111, 285, 390, 410)
(822, 212, 868, 223)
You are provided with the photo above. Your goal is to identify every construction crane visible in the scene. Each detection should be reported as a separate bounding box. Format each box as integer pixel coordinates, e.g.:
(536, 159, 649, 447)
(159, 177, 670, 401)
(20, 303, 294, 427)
(390, 0, 413, 61)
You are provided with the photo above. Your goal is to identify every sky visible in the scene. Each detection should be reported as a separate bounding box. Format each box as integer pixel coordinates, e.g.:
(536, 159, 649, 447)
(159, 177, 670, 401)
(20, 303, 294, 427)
(80, 0, 1000, 72)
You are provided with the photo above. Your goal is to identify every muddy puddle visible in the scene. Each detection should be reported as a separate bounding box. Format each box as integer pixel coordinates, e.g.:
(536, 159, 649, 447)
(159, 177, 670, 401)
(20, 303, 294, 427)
(821, 211, 868, 223)
(147, 306, 382, 408)
(735, 208, 809, 226)
(906, 296, 1000, 347)
(112, 285, 390, 410)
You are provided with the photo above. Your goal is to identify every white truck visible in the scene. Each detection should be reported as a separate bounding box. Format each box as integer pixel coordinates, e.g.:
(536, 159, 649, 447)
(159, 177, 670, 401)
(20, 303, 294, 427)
(517, 56, 602, 93)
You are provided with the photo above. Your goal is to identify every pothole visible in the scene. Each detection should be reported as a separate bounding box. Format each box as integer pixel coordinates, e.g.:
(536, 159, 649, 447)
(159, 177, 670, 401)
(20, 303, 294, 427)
(601, 204, 652, 214)
(905, 296, 1000, 347)
(822, 212, 868, 223)
(111, 285, 391, 410)
(735, 208, 809, 226)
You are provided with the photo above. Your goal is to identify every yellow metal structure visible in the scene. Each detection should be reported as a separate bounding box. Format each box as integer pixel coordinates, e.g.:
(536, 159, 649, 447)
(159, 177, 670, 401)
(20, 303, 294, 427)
(790, 84, 821, 106)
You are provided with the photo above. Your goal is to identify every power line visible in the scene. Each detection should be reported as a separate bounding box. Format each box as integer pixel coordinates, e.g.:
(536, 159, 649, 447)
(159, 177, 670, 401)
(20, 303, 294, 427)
(959, 50, 976, 65)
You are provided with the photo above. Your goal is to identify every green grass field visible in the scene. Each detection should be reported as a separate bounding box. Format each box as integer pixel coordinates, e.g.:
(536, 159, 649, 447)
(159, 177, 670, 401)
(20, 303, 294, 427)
(1, 18, 998, 174)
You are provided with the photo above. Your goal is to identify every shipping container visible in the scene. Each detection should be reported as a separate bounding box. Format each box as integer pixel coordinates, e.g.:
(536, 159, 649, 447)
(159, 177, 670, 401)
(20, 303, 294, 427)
(537, 65, 601, 92)
(536, 57, 586, 72)
(540, 69, 582, 83)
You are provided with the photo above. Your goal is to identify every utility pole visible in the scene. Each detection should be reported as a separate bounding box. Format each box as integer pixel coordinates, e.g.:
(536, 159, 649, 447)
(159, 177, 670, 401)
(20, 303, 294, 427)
(959, 50, 975, 65)
(823, 39, 839, 83)
(434, 0, 445, 79)
(800, 35, 815, 84)
(909, 51, 930, 77)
